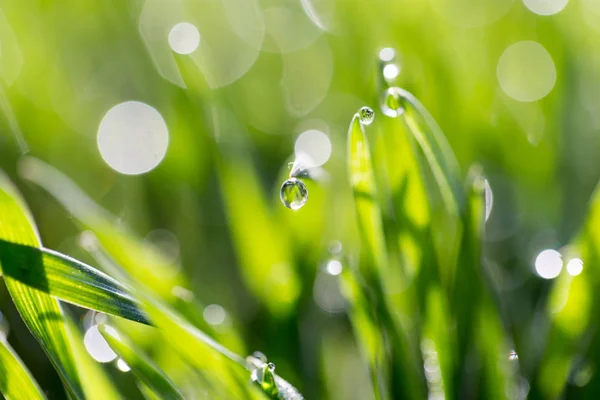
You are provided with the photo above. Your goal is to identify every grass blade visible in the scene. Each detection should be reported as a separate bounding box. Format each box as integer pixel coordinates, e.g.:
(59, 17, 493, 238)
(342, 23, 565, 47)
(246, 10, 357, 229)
(0, 240, 149, 325)
(0, 339, 46, 400)
(18, 157, 184, 301)
(0, 171, 84, 398)
(98, 324, 184, 400)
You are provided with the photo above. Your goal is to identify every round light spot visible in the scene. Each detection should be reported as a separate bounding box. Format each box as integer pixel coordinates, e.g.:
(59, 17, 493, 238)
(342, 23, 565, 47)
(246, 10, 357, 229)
(523, 0, 568, 15)
(379, 47, 396, 63)
(203, 304, 226, 326)
(383, 64, 400, 81)
(168, 22, 200, 55)
(566, 258, 584, 276)
(326, 259, 342, 276)
(97, 101, 169, 175)
(117, 359, 131, 372)
(84, 325, 119, 363)
(497, 41, 556, 102)
(535, 249, 563, 279)
(294, 130, 332, 168)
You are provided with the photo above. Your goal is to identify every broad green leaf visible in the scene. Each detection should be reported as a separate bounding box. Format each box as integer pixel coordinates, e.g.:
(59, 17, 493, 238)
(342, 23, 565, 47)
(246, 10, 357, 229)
(0, 240, 149, 325)
(0, 338, 46, 400)
(98, 324, 184, 400)
(64, 317, 122, 400)
(0, 170, 84, 398)
(18, 157, 184, 301)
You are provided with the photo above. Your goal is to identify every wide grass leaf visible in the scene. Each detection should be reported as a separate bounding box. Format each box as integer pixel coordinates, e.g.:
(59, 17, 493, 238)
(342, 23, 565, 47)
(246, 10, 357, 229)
(0, 171, 84, 398)
(0, 240, 149, 324)
(0, 339, 46, 400)
(99, 324, 183, 400)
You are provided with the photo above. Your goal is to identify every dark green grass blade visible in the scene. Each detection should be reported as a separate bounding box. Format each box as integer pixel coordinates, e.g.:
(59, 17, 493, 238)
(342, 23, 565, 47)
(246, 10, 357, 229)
(0, 171, 84, 398)
(0, 339, 46, 400)
(99, 325, 184, 400)
(0, 240, 149, 324)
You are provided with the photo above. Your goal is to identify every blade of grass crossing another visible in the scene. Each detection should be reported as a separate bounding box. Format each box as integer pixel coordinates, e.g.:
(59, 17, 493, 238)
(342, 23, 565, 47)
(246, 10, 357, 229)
(0, 339, 46, 400)
(0, 171, 84, 398)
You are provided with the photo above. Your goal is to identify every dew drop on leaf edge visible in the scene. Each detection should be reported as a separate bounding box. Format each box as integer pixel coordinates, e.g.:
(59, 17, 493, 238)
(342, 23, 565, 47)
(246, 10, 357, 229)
(380, 87, 406, 118)
(280, 178, 308, 210)
(358, 106, 375, 125)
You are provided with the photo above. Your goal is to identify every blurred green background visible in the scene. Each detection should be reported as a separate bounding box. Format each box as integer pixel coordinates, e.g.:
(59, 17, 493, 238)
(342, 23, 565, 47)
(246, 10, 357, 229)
(1, 0, 600, 398)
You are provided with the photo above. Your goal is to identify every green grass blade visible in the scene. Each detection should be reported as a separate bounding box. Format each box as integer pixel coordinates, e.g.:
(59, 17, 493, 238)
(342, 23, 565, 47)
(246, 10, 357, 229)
(18, 157, 184, 301)
(0, 171, 84, 398)
(347, 113, 388, 278)
(390, 87, 464, 215)
(98, 324, 184, 400)
(0, 339, 46, 400)
(64, 317, 122, 400)
(0, 240, 149, 325)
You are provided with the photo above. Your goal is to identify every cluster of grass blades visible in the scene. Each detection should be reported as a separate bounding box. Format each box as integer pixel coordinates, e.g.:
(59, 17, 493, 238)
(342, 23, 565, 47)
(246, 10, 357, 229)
(0, 80, 599, 399)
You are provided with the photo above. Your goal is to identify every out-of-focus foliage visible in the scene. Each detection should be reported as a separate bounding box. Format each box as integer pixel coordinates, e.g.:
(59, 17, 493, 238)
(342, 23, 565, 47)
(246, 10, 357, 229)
(1, 0, 600, 399)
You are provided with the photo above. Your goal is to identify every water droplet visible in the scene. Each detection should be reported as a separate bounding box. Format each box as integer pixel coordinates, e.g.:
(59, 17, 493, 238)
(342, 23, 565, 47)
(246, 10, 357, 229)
(280, 178, 308, 210)
(380, 87, 405, 117)
(508, 349, 519, 361)
(252, 351, 268, 363)
(358, 106, 375, 125)
(267, 362, 276, 372)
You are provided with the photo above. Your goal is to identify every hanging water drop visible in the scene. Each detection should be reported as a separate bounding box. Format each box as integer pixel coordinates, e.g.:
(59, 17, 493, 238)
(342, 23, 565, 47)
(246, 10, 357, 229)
(280, 178, 308, 210)
(381, 87, 406, 118)
(267, 362, 276, 372)
(358, 106, 375, 125)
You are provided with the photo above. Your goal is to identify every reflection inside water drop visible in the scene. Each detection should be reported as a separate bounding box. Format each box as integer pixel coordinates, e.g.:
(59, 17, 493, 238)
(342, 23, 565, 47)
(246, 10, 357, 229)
(380, 87, 405, 117)
(280, 178, 308, 210)
(358, 106, 375, 125)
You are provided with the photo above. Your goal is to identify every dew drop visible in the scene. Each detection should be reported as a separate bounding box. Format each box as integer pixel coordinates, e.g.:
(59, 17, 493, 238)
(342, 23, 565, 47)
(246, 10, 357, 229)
(358, 106, 375, 125)
(280, 178, 308, 210)
(380, 87, 405, 117)
(267, 362, 276, 372)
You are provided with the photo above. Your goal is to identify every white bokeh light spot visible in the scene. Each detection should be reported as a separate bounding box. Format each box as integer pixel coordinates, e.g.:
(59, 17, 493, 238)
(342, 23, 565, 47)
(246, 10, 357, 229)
(97, 101, 169, 175)
(383, 64, 400, 81)
(566, 258, 584, 276)
(326, 260, 342, 276)
(84, 325, 119, 363)
(294, 130, 332, 168)
(117, 359, 131, 372)
(379, 48, 396, 62)
(535, 249, 563, 279)
(523, 0, 568, 15)
(168, 22, 201, 55)
(203, 304, 226, 326)
(497, 41, 556, 102)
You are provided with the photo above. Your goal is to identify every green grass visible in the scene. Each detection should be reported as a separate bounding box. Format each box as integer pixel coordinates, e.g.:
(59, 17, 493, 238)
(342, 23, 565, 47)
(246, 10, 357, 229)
(1, 1, 600, 399)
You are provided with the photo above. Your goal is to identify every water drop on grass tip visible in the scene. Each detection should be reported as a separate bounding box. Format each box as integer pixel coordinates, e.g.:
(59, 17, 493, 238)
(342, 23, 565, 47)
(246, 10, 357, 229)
(358, 106, 375, 125)
(280, 178, 308, 210)
(381, 87, 406, 118)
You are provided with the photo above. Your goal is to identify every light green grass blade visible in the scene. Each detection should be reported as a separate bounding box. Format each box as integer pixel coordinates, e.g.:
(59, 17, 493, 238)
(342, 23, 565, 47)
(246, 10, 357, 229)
(347, 113, 388, 278)
(18, 157, 184, 301)
(217, 155, 301, 316)
(64, 317, 122, 400)
(0, 171, 84, 398)
(0, 240, 149, 325)
(98, 325, 184, 400)
(390, 87, 464, 215)
(0, 339, 46, 400)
